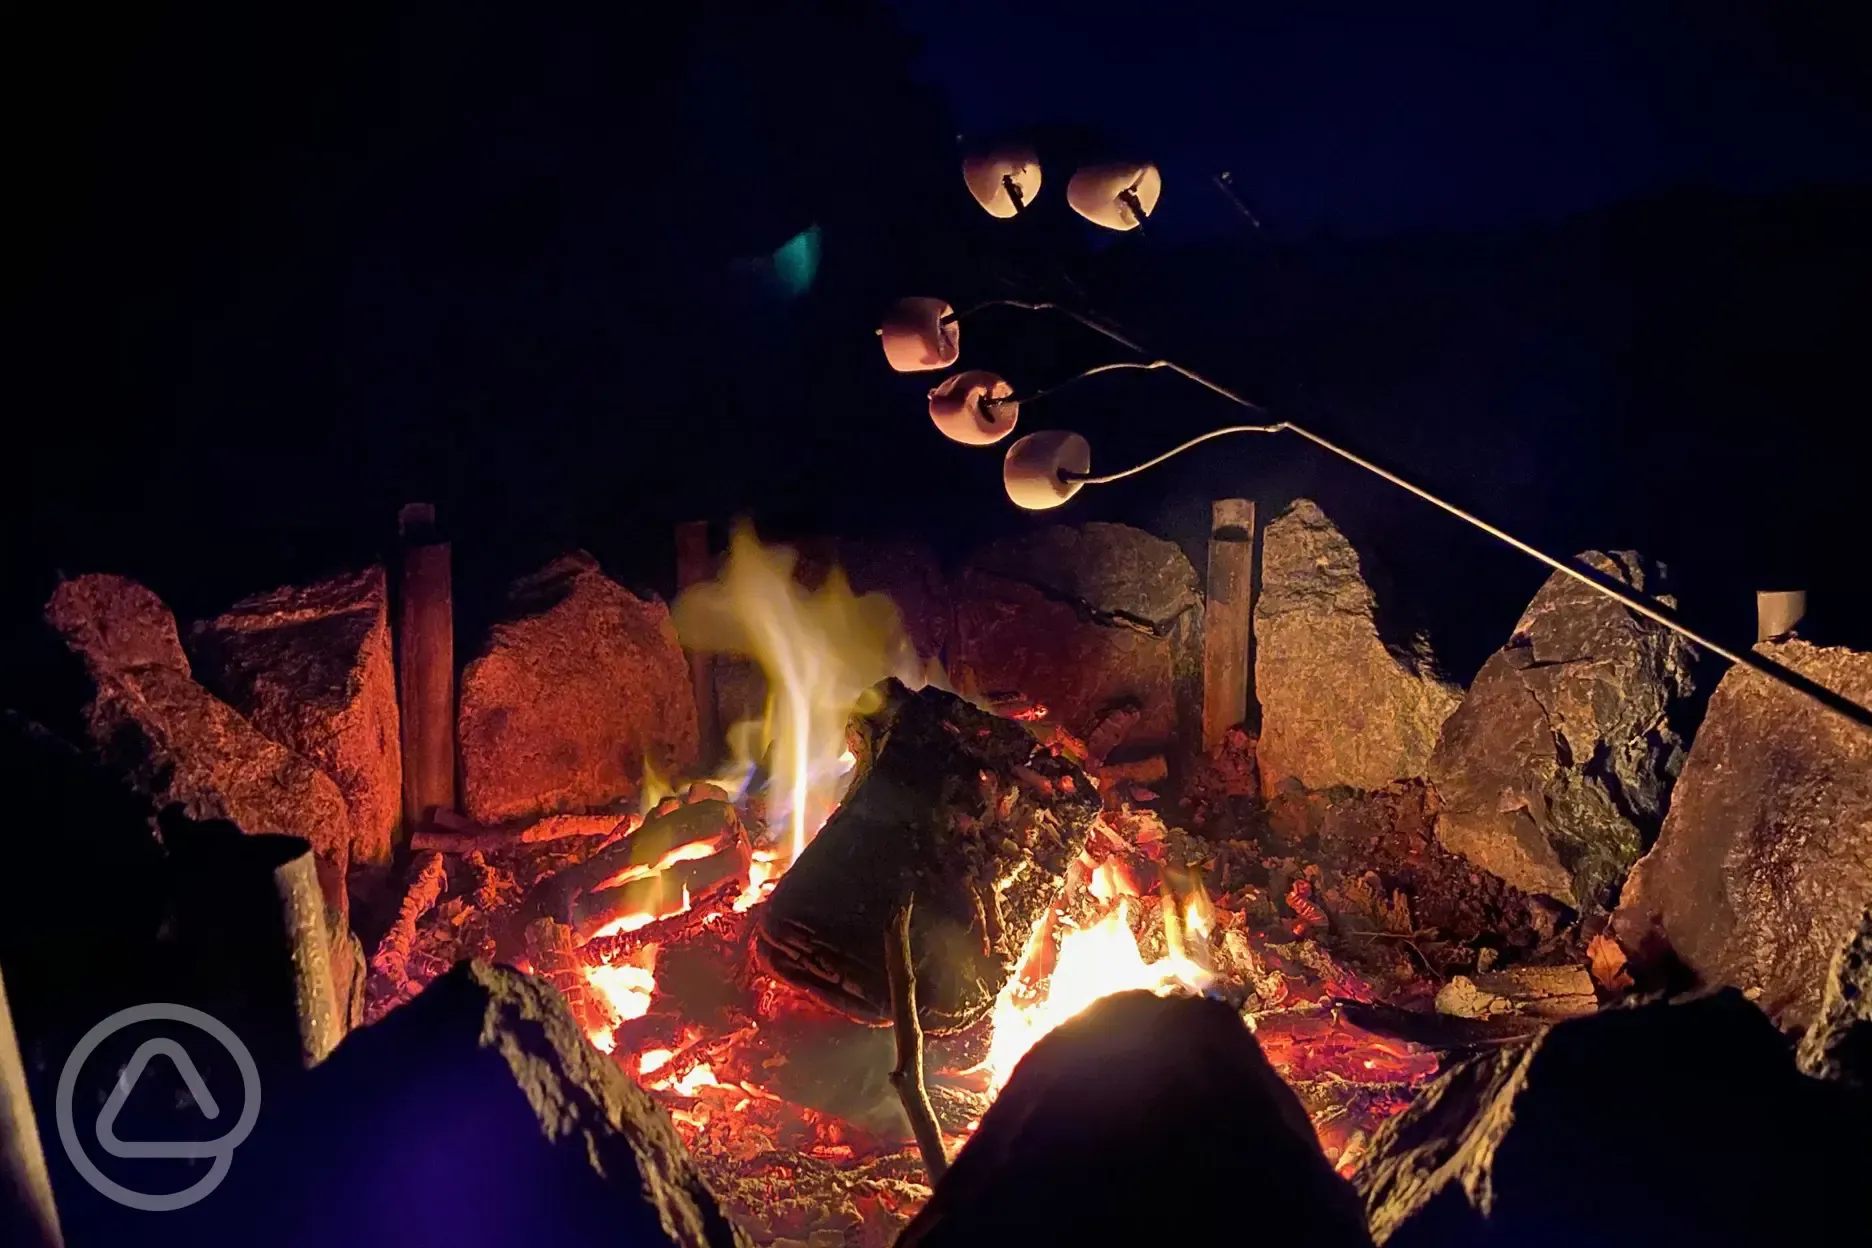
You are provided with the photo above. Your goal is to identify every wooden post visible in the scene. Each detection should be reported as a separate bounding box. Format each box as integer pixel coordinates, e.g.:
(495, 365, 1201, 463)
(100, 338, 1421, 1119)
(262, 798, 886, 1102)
(1202, 499, 1256, 753)
(0, 965, 63, 1248)
(675, 521, 719, 766)
(1756, 590, 1806, 642)
(398, 504, 456, 836)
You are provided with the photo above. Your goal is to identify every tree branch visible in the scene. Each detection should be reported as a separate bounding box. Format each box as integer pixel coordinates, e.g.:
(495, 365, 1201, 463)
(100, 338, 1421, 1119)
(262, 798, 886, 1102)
(884, 898, 949, 1184)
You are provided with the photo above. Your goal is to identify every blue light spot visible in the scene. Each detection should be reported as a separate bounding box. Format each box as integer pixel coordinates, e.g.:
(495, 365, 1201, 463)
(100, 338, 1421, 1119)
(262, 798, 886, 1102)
(769, 224, 821, 298)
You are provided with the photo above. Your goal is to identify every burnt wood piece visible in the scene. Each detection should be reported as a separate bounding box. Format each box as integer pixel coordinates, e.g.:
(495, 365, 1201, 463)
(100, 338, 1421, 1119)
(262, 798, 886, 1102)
(896, 991, 1373, 1248)
(568, 834, 752, 942)
(754, 680, 1101, 1034)
(524, 918, 603, 1035)
(522, 800, 747, 933)
(370, 851, 446, 998)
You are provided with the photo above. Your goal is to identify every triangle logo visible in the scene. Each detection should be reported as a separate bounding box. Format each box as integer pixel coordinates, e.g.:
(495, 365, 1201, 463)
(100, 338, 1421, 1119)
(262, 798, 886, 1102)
(95, 1038, 224, 1160)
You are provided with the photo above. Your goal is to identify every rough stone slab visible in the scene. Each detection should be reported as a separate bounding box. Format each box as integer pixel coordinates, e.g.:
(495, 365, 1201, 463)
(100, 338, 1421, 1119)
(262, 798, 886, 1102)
(1429, 551, 1699, 910)
(1358, 990, 1869, 1247)
(459, 552, 698, 824)
(951, 522, 1200, 745)
(1797, 901, 1872, 1089)
(1255, 500, 1462, 793)
(206, 960, 749, 1248)
(1613, 638, 1872, 1032)
(191, 566, 401, 866)
(898, 990, 1373, 1247)
(45, 574, 354, 872)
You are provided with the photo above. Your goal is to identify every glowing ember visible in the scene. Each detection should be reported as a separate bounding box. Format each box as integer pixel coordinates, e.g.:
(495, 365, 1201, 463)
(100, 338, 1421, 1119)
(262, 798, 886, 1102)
(733, 850, 784, 912)
(589, 884, 690, 940)
(584, 945, 660, 1044)
(672, 1064, 720, 1096)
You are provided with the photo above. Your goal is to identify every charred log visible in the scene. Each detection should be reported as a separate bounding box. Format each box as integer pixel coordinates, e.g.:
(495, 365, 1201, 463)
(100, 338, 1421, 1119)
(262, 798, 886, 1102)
(754, 680, 1100, 1033)
(568, 836, 751, 942)
(896, 990, 1373, 1247)
(520, 800, 748, 940)
(369, 851, 446, 1003)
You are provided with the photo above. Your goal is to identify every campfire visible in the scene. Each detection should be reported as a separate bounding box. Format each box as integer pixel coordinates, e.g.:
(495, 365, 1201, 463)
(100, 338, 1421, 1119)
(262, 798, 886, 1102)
(363, 522, 1446, 1245)
(23, 495, 1868, 1248)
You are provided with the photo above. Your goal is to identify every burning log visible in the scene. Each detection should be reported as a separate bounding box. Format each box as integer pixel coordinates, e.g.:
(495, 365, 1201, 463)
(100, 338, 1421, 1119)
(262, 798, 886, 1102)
(524, 918, 605, 1036)
(521, 800, 749, 936)
(884, 899, 949, 1184)
(1091, 753, 1167, 786)
(569, 835, 751, 942)
(755, 680, 1101, 1033)
(370, 851, 446, 1000)
(896, 990, 1374, 1247)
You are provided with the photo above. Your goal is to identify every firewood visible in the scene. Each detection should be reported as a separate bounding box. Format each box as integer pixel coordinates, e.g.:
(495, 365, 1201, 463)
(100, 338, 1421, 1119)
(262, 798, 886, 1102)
(567, 834, 751, 941)
(521, 800, 747, 931)
(1092, 754, 1167, 786)
(1084, 701, 1142, 765)
(370, 851, 446, 997)
(754, 680, 1101, 1033)
(523, 918, 603, 1035)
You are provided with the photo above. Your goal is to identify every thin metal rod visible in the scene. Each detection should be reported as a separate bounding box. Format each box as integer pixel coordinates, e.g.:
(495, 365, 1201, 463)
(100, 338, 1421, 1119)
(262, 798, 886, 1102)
(1070, 422, 1285, 484)
(956, 293, 1871, 729)
(1063, 422, 1872, 731)
(944, 299, 1157, 360)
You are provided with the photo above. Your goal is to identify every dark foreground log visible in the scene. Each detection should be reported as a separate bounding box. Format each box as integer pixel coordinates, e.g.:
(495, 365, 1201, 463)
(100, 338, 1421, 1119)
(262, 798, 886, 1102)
(898, 990, 1373, 1248)
(202, 961, 748, 1248)
(1358, 989, 1872, 1247)
(755, 680, 1101, 1033)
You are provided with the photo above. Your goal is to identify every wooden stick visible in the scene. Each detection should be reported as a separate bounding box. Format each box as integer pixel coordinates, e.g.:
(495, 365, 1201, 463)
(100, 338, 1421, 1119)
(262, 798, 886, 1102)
(1202, 499, 1256, 752)
(0, 965, 62, 1248)
(398, 504, 457, 837)
(884, 899, 949, 1184)
(675, 521, 719, 768)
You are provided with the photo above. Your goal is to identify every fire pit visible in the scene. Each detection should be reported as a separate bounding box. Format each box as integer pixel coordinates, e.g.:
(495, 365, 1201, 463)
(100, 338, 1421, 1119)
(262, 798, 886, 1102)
(14, 495, 1870, 1248)
(344, 519, 1476, 1245)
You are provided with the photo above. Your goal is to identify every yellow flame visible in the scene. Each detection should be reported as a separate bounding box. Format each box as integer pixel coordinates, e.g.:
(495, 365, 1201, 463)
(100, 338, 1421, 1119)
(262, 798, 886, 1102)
(638, 758, 677, 815)
(981, 894, 1214, 1093)
(672, 522, 924, 866)
(586, 946, 659, 1024)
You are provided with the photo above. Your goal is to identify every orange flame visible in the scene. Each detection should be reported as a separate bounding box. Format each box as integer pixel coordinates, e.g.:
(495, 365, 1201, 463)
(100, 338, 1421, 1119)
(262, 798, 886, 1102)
(671, 522, 923, 867)
(979, 889, 1215, 1092)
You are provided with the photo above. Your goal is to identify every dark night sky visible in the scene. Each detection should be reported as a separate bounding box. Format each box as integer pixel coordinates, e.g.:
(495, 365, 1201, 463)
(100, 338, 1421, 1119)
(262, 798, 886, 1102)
(888, 0, 1872, 238)
(3, 0, 1869, 704)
